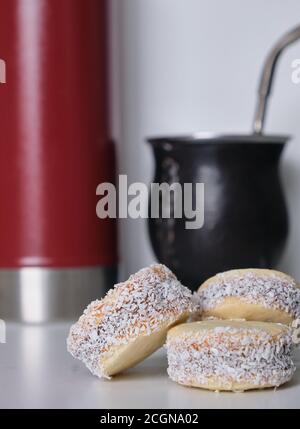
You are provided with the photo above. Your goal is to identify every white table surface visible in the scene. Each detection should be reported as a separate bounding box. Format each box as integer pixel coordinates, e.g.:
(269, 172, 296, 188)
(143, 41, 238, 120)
(0, 323, 299, 409)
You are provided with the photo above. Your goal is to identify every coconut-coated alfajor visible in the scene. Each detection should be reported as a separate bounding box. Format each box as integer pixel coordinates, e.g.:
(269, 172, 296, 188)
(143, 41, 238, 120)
(166, 320, 296, 391)
(67, 264, 198, 378)
(196, 269, 300, 324)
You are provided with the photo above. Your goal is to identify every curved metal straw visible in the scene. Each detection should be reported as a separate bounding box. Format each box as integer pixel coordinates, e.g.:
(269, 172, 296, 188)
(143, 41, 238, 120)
(253, 24, 300, 134)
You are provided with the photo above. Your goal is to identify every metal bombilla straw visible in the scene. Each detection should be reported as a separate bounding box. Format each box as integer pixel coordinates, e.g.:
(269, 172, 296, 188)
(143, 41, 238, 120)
(254, 24, 300, 134)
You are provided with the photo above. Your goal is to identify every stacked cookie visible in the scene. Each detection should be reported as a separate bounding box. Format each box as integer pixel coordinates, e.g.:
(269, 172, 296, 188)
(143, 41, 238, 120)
(67, 265, 299, 392)
(166, 268, 300, 391)
(197, 268, 300, 324)
(166, 320, 295, 391)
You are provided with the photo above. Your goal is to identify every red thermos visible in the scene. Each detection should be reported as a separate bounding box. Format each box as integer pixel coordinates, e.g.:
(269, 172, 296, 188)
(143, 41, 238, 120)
(0, 0, 117, 322)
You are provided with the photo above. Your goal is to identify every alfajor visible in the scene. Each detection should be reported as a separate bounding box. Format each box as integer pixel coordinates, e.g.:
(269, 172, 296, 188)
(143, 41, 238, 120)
(197, 269, 300, 324)
(67, 264, 197, 378)
(166, 320, 296, 391)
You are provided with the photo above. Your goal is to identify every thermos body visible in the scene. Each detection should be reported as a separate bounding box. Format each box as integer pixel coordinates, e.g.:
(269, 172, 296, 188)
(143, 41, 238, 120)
(0, 0, 117, 322)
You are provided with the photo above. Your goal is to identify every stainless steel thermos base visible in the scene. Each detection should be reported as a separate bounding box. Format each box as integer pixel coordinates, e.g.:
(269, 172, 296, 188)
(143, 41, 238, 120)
(0, 267, 117, 323)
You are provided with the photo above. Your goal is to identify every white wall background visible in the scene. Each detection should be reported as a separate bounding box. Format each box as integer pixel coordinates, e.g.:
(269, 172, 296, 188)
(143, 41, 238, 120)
(110, 0, 300, 281)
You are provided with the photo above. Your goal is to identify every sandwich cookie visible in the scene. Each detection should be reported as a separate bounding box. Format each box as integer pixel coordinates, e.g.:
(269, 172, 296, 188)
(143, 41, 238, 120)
(166, 320, 295, 391)
(197, 269, 300, 324)
(67, 264, 197, 378)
